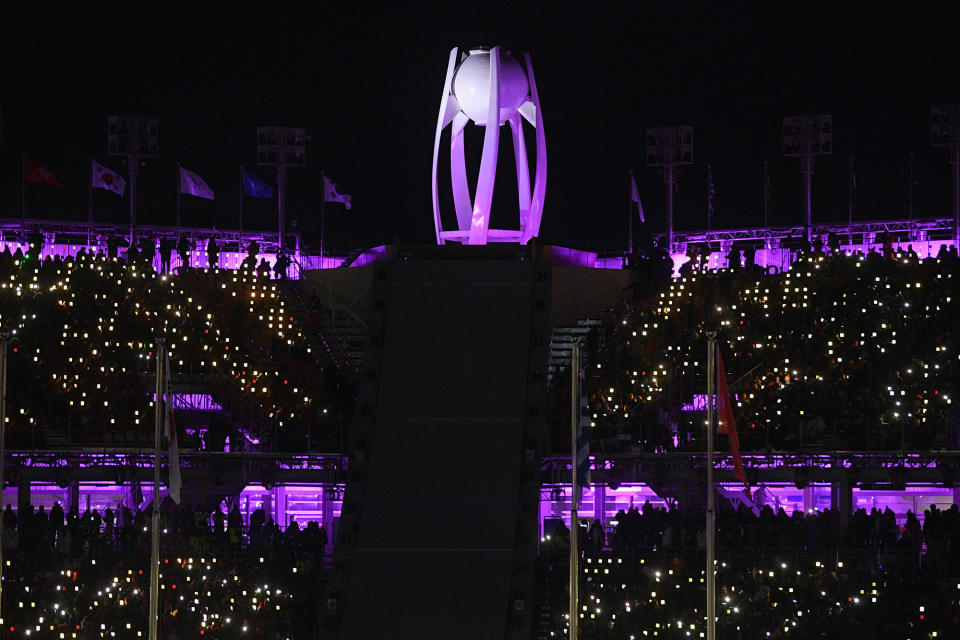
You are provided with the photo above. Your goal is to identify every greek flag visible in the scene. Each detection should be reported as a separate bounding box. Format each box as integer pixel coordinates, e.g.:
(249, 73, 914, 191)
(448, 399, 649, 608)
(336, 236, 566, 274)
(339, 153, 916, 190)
(576, 366, 591, 491)
(165, 352, 182, 504)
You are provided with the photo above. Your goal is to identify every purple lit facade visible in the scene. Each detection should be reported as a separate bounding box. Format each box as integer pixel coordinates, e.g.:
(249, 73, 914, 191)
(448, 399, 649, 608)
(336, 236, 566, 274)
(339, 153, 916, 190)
(655, 217, 958, 275)
(4, 215, 957, 276)
(538, 483, 960, 535)
(2, 482, 343, 533)
(5, 478, 952, 541)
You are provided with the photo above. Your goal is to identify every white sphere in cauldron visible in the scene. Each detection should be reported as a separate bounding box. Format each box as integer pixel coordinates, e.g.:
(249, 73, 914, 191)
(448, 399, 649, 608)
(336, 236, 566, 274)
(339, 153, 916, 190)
(452, 49, 529, 126)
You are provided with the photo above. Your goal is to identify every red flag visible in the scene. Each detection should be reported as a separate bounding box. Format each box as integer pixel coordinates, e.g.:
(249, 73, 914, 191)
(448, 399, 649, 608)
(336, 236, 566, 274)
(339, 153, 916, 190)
(25, 156, 63, 189)
(717, 347, 748, 488)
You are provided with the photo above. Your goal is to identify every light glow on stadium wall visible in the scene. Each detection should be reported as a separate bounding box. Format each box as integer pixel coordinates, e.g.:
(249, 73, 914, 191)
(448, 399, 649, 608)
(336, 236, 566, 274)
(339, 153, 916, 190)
(537, 483, 960, 530)
(2, 482, 344, 530)
(0, 241, 346, 276)
(668, 240, 956, 276)
(2, 225, 955, 277)
(431, 46, 547, 245)
(4, 477, 957, 534)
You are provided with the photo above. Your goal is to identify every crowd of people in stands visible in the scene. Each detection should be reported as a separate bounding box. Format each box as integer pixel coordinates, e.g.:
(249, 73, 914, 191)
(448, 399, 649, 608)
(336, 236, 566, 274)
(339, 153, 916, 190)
(3, 227, 960, 637)
(575, 242, 960, 453)
(566, 499, 960, 558)
(1, 499, 326, 639)
(540, 500, 960, 638)
(0, 235, 353, 450)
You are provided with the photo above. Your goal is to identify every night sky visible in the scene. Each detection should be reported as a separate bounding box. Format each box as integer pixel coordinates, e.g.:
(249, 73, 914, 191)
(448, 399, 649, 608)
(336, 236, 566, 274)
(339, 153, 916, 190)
(1, 4, 957, 250)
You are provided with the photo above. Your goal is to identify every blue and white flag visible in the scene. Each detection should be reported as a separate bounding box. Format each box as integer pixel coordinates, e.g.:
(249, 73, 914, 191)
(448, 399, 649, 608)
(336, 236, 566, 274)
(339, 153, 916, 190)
(575, 366, 591, 495)
(164, 352, 182, 504)
(241, 168, 275, 198)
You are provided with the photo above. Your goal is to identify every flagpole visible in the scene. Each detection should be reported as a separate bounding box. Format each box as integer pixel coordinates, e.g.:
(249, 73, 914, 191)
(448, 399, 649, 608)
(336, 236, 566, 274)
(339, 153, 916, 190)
(20, 152, 26, 229)
(763, 161, 769, 230)
(705, 331, 717, 640)
(239, 168, 244, 239)
(129, 155, 138, 245)
(88, 157, 94, 247)
(908, 151, 915, 220)
(707, 165, 713, 234)
(627, 173, 633, 256)
(0, 331, 12, 624)
(665, 164, 676, 254)
(320, 171, 326, 269)
(569, 340, 581, 640)
(176, 162, 182, 239)
(277, 165, 287, 255)
(848, 155, 855, 248)
(148, 336, 165, 640)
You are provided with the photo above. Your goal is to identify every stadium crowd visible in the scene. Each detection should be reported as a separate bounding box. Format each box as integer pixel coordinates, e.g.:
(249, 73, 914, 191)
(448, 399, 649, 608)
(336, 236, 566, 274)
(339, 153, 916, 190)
(2, 229, 960, 638)
(540, 500, 960, 639)
(581, 244, 960, 453)
(0, 237, 353, 450)
(571, 500, 960, 558)
(1, 500, 326, 639)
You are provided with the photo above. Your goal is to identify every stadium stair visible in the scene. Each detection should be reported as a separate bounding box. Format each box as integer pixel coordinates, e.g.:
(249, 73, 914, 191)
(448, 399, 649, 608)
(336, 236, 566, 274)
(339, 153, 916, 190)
(548, 318, 603, 385)
(276, 279, 365, 373)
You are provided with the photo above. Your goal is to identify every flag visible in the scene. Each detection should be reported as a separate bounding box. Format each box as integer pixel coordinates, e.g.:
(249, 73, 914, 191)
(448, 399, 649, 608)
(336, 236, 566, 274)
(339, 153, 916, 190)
(716, 347, 748, 488)
(179, 166, 215, 200)
(630, 170, 645, 222)
(25, 156, 62, 189)
(165, 353, 182, 504)
(92, 160, 126, 196)
(575, 365, 591, 504)
(322, 174, 352, 210)
(241, 167, 274, 198)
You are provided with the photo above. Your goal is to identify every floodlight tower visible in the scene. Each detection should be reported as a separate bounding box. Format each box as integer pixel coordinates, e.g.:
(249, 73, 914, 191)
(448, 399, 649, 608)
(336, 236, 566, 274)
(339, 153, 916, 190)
(108, 116, 159, 243)
(783, 114, 832, 243)
(257, 127, 307, 253)
(930, 105, 960, 249)
(431, 46, 547, 245)
(646, 126, 693, 253)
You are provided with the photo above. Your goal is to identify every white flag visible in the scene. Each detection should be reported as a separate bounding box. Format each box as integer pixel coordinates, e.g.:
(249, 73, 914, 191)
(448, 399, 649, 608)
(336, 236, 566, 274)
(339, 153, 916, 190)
(165, 353, 182, 504)
(91, 160, 126, 196)
(322, 175, 352, 210)
(179, 166, 215, 200)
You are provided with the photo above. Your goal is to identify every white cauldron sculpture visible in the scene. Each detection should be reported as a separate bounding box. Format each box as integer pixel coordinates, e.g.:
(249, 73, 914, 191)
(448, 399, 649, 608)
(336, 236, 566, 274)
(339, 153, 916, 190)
(431, 46, 546, 245)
